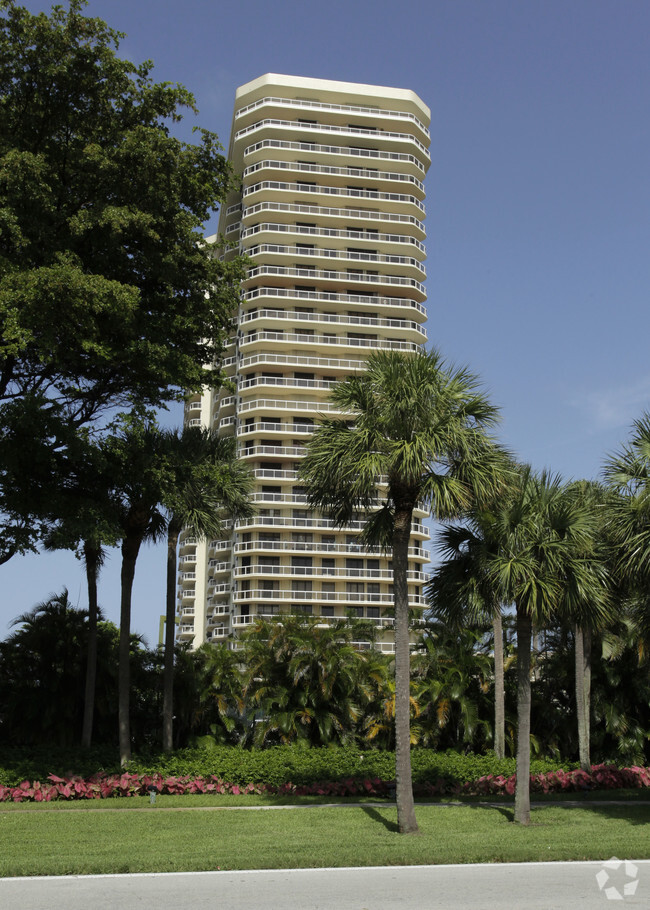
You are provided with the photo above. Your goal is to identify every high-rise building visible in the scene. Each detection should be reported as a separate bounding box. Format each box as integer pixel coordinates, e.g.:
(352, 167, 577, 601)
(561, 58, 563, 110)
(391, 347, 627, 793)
(177, 74, 431, 650)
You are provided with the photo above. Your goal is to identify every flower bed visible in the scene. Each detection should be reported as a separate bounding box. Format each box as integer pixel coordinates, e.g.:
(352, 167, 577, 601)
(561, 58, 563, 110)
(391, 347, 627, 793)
(1, 764, 649, 803)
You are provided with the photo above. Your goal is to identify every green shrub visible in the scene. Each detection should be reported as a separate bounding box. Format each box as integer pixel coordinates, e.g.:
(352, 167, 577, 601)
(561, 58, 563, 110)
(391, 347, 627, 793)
(0, 744, 578, 789)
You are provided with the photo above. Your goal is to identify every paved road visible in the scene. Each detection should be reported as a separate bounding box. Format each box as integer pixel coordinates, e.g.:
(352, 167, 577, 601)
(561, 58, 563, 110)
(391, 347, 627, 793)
(2, 861, 649, 910)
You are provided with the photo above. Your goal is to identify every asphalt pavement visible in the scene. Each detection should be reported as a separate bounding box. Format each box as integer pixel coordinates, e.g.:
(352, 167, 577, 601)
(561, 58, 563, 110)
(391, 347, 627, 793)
(2, 860, 650, 910)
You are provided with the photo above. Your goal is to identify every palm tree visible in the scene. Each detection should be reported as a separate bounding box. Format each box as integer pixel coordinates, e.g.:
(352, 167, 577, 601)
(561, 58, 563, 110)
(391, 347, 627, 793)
(160, 427, 253, 752)
(412, 620, 494, 752)
(103, 418, 169, 766)
(479, 467, 610, 824)
(427, 522, 509, 758)
(242, 615, 368, 747)
(604, 412, 650, 639)
(300, 349, 505, 833)
(40, 438, 120, 749)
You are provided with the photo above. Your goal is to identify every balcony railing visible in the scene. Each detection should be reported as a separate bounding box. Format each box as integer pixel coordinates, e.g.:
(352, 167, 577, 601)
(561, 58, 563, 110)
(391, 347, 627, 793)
(236, 119, 430, 160)
(235, 516, 427, 535)
(235, 565, 429, 582)
(240, 331, 421, 352)
(243, 160, 425, 193)
(243, 139, 427, 174)
(234, 539, 430, 560)
(243, 181, 425, 213)
(245, 244, 426, 276)
(242, 200, 424, 234)
(234, 96, 430, 139)
(236, 353, 366, 374)
(238, 307, 426, 334)
(240, 222, 425, 253)
(241, 287, 426, 317)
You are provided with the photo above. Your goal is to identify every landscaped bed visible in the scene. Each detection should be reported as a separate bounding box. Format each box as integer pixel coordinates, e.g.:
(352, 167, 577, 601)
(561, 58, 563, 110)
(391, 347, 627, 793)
(2, 763, 649, 803)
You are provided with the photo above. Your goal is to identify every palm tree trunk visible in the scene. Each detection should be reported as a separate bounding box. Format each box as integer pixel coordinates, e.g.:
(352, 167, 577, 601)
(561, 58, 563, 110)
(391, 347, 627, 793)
(392, 506, 419, 835)
(119, 533, 141, 767)
(163, 521, 180, 752)
(492, 609, 505, 760)
(81, 540, 101, 749)
(575, 623, 592, 772)
(514, 605, 532, 825)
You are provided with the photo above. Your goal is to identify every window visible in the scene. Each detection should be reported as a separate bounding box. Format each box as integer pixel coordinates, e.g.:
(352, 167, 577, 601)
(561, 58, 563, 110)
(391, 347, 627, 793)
(291, 556, 313, 568)
(293, 604, 312, 615)
(367, 607, 380, 619)
(292, 578, 312, 593)
(347, 582, 364, 595)
(321, 558, 336, 574)
(321, 605, 335, 618)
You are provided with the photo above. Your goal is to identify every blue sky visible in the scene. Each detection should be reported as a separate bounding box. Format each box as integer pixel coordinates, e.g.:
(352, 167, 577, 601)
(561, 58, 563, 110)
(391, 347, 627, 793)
(2, 0, 650, 644)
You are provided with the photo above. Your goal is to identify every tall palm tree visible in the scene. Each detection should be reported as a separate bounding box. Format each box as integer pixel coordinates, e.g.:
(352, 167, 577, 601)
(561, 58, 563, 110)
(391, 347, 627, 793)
(104, 418, 169, 766)
(160, 427, 253, 752)
(479, 467, 610, 824)
(604, 412, 650, 640)
(427, 522, 509, 758)
(300, 349, 505, 834)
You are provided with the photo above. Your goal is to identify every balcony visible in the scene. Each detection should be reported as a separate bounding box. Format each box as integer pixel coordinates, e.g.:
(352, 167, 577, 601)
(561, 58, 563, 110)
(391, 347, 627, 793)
(234, 96, 430, 142)
(243, 180, 425, 215)
(236, 119, 430, 162)
(241, 287, 426, 318)
(233, 589, 426, 606)
(238, 307, 427, 337)
(234, 539, 430, 560)
(243, 160, 425, 197)
(242, 139, 427, 176)
(239, 332, 422, 356)
(241, 222, 426, 255)
(235, 515, 427, 536)
(242, 201, 425, 238)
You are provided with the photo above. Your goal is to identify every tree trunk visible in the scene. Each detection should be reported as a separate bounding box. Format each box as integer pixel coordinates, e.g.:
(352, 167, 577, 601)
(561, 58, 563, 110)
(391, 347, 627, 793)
(492, 609, 505, 760)
(575, 623, 592, 772)
(81, 540, 101, 749)
(514, 605, 532, 825)
(392, 506, 419, 835)
(162, 521, 180, 752)
(119, 533, 141, 767)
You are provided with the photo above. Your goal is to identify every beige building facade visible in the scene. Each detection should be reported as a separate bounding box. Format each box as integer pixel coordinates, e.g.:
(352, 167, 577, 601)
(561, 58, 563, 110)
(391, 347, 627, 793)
(178, 74, 431, 651)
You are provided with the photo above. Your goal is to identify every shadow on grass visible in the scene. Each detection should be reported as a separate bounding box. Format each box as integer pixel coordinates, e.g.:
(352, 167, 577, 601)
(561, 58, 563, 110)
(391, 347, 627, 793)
(361, 805, 399, 833)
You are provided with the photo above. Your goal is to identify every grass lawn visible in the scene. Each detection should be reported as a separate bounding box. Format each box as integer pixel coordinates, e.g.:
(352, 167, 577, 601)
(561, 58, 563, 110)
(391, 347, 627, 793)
(1, 797, 650, 877)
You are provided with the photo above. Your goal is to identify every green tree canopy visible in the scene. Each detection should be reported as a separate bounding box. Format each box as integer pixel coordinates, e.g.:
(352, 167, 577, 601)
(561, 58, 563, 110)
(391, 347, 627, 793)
(0, 0, 247, 559)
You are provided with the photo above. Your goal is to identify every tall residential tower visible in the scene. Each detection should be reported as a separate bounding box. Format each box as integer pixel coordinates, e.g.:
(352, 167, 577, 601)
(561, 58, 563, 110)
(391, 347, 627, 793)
(178, 74, 431, 650)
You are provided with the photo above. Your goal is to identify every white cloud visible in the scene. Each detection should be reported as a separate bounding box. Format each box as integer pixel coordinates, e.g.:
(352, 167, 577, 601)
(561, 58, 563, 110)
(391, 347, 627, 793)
(572, 376, 650, 431)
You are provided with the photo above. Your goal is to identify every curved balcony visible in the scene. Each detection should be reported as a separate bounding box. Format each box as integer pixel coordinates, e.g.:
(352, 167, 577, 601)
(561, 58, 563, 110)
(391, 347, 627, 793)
(236, 119, 430, 163)
(243, 160, 425, 197)
(237, 353, 367, 375)
(239, 307, 426, 337)
(243, 139, 426, 176)
(233, 589, 426, 606)
(241, 223, 426, 256)
(241, 287, 426, 318)
(243, 245, 426, 281)
(238, 331, 423, 356)
(243, 180, 425, 216)
(235, 515, 428, 536)
(234, 96, 430, 142)
(235, 565, 429, 582)
(237, 397, 345, 417)
(234, 539, 430, 561)
(242, 201, 425, 239)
